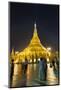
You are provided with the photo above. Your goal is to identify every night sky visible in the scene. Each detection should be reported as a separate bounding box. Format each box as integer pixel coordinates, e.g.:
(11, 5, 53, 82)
(10, 2, 59, 52)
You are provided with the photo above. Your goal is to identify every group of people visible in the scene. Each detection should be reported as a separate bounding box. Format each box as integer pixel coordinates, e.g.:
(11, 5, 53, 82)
(39, 57, 59, 81)
(10, 57, 59, 86)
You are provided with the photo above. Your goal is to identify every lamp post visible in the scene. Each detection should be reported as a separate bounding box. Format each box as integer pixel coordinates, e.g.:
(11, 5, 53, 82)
(47, 47, 51, 51)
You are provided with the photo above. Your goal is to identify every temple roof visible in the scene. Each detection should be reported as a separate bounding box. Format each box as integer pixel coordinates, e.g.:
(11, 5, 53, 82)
(18, 23, 48, 59)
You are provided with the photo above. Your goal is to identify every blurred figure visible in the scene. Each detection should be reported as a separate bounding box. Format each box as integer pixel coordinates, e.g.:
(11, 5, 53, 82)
(53, 58, 59, 78)
(39, 58, 47, 81)
(50, 61, 53, 68)
(44, 58, 47, 80)
(56, 58, 59, 70)
(52, 59, 56, 70)
(52, 58, 57, 70)
(24, 57, 28, 73)
(21, 58, 28, 74)
(10, 59, 14, 87)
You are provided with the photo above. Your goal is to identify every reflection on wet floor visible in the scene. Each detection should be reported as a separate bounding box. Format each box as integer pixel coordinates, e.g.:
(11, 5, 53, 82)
(10, 63, 59, 87)
(47, 63, 58, 85)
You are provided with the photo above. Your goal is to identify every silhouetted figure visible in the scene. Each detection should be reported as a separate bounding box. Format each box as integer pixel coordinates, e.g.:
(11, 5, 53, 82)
(56, 59, 59, 70)
(32, 55, 34, 63)
(10, 59, 14, 87)
(43, 58, 47, 81)
(52, 59, 55, 69)
(35, 54, 38, 63)
(53, 58, 59, 78)
(24, 58, 28, 73)
(50, 62, 53, 68)
(21, 58, 28, 74)
(52, 58, 58, 72)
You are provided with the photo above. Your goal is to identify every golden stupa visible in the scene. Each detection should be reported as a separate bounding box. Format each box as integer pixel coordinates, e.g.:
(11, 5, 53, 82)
(11, 23, 51, 63)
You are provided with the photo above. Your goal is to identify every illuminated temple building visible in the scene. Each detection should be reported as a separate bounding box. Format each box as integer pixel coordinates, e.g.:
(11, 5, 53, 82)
(11, 23, 52, 63)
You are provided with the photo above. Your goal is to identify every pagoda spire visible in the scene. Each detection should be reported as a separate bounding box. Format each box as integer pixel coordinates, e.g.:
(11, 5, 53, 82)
(34, 22, 36, 30)
(33, 22, 38, 37)
(34, 22, 37, 32)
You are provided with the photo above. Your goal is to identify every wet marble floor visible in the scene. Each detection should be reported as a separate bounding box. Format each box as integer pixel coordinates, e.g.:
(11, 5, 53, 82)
(10, 63, 59, 88)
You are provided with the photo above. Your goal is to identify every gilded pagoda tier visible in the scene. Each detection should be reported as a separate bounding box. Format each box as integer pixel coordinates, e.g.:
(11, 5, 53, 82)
(11, 23, 51, 63)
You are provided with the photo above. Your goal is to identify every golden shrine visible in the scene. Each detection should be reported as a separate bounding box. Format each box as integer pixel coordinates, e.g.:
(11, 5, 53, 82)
(11, 23, 51, 63)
